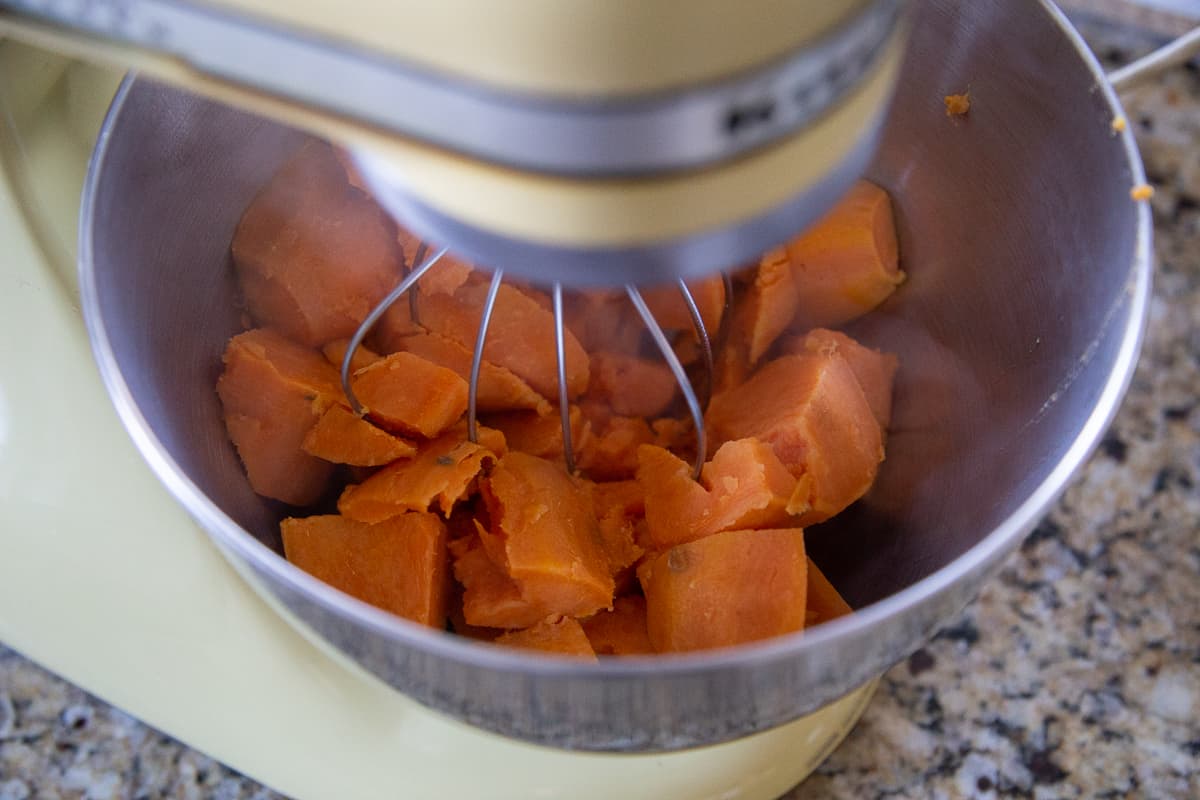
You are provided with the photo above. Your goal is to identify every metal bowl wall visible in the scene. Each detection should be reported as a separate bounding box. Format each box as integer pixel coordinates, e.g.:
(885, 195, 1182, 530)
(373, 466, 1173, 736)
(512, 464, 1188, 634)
(79, 0, 1150, 751)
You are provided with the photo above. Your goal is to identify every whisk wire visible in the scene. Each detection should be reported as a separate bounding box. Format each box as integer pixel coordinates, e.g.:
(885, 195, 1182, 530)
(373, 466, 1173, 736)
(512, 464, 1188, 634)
(676, 279, 715, 411)
(552, 283, 577, 475)
(407, 241, 428, 326)
(626, 285, 707, 481)
(468, 270, 505, 444)
(341, 246, 448, 415)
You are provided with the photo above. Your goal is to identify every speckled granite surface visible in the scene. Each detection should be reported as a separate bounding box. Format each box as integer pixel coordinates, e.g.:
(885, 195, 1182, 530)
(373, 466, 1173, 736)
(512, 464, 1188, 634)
(2, 21, 1198, 800)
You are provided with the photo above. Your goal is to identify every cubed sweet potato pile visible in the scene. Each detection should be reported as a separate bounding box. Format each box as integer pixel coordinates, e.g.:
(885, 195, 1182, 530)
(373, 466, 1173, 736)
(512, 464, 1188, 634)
(216, 142, 904, 658)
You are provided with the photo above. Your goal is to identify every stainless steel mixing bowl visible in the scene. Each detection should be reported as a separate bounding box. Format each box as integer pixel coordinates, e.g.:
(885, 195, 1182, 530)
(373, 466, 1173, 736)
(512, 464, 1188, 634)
(79, 0, 1151, 751)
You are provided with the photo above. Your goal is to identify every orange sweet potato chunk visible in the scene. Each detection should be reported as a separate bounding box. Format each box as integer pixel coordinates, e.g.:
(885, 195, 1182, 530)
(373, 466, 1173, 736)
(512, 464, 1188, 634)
(482, 406, 586, 462)
(641, 275, 726, 333)
(741, 247, 801, 365)
(394, 227, 477, 295)
(637, 438, 798, 549)
(706, 352, 883, 527)
(495, 617, 597, 659)
(563, 290, 644, 354)
(588, 352, 678, 418)
(581, 595, 654, 656)
(587, 479, 647, 586)
(302, 404, 417, 466)
(480, 452, 614, 619)
(281, 512, 448, 627)
(392, 332, 549, 414)
(231, 142, 403, 346)
(216, 329, 344, 505)
(782, 329, 898, 430)
(592, 479, 646, 519)
(339, 425, 506, 521)
(638, 528, 807, 652)
(420, 283, 588, 401)
(806, 557, 853, 627)
(576, 415, 660, 481)
(450, 534, 551, 629)
(351, 351, 468, 438)
(785, 179, 904, 330)
(321, 338, 381, 374)
(372, 298, 423, 353)
(446, 580, 501, 642)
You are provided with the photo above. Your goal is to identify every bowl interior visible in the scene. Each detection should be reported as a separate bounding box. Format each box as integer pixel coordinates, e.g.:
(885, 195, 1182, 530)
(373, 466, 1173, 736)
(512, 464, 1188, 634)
(82, 0, 1143, 650)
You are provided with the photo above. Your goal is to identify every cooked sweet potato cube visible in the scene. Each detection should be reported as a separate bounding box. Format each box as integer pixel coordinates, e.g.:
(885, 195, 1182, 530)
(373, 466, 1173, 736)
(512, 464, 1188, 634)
(806, 557, 853, 627)
(391, 332, 549, 414)
(231, 142, 403, 346)
(351, 351, 468, 438)
(563, 290, 644, 354)
(741, 247, 801, 364)
(216, 329, 344, 505)
(785, 179, 904, 330)
(420, 283, 588, 401)
(480, 452, 614, 619)
(338, 425, 506, 521)
(450, 534, 550, 629)
(641, 275, 726, 333)
(581, 595, 653, 656)
(302, 404, 417, 466)
(281, 512, 448, 627)
(587, 479, 647, 582)
(588, 352, 678, 418)
(495, 616, 597, 659)
(707, 352, 883, 526)
(321, 338, 381, 374)
(372, 299, 423, 354)
(781, 329, 899, 430)
(576, 416, 658, 481)
(483, 406, 585, 462)
(637, 438, 798, 549)
(638, 528, 807, 652)
(591, 480, 646, 519)
(394, 229, 474, 297)
(446, 578, 501, 642)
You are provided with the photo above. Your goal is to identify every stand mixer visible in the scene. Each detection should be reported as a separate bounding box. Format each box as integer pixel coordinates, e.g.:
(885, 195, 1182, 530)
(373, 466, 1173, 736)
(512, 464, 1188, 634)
(1, 0, 1182, 796)
(0, 1, 906, 795)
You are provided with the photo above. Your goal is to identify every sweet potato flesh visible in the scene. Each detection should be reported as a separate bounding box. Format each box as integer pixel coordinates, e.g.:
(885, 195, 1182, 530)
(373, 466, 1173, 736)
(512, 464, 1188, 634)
(351, 351, 468, 438)
(637, 438, 798, 549)
(281, 512, 448, 627)
(588, 352, 678, 418)
(480, 452, 615, 619)
(338, 425, 505, 521)
(707, 351, 883, 526)
(302, 404, 417, 467)
(419, 283, 588, 401)
(783, 328, 899, 430)
(806, 557, 854, 627)
(390, 332, 549, 414)
(785, 179, 904, 330)
(582, 595, 653, 656)
(639, 528, 808, 652)
(231, 142, 402, 347)
(219, 162, 904, 656)
(217, 329, 343, 505)
(451, 533, 551, 629)
(496, 616, 597, 659)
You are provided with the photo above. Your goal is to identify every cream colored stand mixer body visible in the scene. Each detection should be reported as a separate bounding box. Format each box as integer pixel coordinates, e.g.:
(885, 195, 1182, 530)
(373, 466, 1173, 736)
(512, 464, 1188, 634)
(0, 0, 905, 286)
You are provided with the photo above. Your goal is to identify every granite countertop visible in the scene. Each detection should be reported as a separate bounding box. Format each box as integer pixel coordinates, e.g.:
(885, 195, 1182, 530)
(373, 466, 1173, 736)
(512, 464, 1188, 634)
(2, 19, 1198, 800)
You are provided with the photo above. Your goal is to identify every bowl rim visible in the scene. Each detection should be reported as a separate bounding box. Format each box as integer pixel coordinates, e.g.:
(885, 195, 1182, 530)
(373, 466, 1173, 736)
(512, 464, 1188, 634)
(77, 0, 1152, 681)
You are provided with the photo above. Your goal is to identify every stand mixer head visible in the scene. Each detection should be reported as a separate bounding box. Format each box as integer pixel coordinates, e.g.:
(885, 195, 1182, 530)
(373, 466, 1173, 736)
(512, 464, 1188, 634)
(0, 0, 906, 286)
